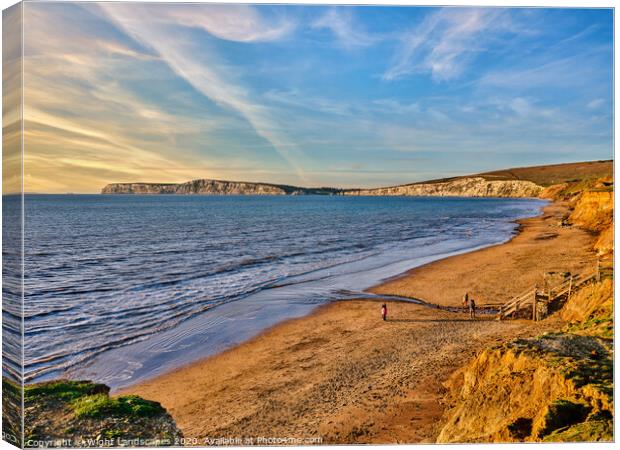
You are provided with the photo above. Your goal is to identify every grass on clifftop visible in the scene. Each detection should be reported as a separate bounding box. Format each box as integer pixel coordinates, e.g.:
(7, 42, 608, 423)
(25, 380, 109, 401)
(393, 160, 612, 189)
(23, 379, 182, 445)
(479, 160, 613, 187)
(27, 381, 166, 419)
(551, 176, 614, 201)
(542, 419, 613, 442)
(71, 394, 165, 419)
(3, 377, 23, 447)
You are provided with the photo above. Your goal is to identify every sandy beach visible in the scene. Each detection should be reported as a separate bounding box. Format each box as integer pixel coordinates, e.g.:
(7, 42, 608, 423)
(118, 201, 598, 444)
(372, 200, 597, 306)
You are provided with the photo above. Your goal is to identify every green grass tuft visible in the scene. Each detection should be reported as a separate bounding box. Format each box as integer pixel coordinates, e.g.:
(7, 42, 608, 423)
(25, 380, 108, 401)
(538, 399, 592, 438)
(71, 394, 165, 419)
(542, 420, 613, 442)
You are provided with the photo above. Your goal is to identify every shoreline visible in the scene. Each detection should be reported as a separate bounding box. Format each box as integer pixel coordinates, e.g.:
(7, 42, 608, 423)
(67, 198, 543, 391)
(370, 200, 596, 307)
(117, 199, 598, 443)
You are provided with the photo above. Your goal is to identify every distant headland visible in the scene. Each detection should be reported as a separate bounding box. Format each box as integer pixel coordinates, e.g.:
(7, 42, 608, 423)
(101, 160, 612, 198)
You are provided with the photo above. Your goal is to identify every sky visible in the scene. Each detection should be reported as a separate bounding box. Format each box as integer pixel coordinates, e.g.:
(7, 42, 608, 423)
(14, 3, 614, 193)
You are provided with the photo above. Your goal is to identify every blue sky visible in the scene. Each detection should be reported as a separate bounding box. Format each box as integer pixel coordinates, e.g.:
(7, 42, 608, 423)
(20, 3, 613, 193)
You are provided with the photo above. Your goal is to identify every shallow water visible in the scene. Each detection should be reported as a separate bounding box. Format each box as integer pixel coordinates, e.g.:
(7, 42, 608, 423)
(19, 195, 545, 388)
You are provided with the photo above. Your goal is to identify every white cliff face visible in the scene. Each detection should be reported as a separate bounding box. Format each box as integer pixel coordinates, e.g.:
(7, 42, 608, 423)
(102, 177, 544, 198)
(175, 179, 286, 195)
(101, 180, 287, 195)
(101, 183, 179, 194)
(343, 177, 543, 198)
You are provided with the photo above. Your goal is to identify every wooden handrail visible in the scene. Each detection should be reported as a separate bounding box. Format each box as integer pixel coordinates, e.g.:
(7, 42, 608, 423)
(497, 269, 599, 321)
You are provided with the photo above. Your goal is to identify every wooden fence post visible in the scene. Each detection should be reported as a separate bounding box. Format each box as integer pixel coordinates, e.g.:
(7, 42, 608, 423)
(516, 299, 519, 318)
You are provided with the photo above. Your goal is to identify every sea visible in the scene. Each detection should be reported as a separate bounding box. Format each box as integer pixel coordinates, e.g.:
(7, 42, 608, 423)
(14, 194, 546, 390)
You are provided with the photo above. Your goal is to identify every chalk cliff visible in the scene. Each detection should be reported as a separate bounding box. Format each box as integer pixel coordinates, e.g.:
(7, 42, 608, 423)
(102, 177, 543, 198)
(174, 179, 286, 195)
(101, 183, 180, 195)
(101, 180, 339, 196)
(343, 177, 543, 198)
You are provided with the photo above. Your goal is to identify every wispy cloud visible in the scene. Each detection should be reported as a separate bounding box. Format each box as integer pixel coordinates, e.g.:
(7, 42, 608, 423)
(3, 5, 23, 193)
(587, 98, 605, 110)
(19, 4, 613, 192)
(478, 48, 610, 90)
(99, 3, 308, 182)
(22, 3, 284, 192)
(140, 4, 295, 42)
(312, 8, 379, 49)
(371, 99, 421, 115)
(262, 88, 352, 116)
(383, 8, 514, 81)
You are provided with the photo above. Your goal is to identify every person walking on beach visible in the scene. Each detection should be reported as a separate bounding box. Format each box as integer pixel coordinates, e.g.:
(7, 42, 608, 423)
(381, 303, 388, 321)
(469, 298, 476, 320)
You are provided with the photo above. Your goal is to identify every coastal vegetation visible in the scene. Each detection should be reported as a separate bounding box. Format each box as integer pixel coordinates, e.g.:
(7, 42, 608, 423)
(473, 160, 612, 187)
(2, 378, 22, 447)
(18, 380, 181, 447)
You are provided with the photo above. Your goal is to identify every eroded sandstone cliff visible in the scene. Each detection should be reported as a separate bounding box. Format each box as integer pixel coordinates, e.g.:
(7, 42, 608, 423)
(437, 279, 613, 443)
(436, 324, 613, 443)
(569, 190, 614, 232)
(565, 179, 614, 256)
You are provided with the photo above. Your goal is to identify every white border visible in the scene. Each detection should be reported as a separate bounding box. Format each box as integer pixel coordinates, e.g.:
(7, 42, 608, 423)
(0, 2, 616, 450)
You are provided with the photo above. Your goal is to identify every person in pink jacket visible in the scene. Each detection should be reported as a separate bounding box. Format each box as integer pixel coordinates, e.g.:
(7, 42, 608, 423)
(381, 303, 388, 321)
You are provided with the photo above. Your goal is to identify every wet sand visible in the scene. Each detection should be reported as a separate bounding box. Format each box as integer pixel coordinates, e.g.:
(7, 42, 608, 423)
(119, 201, 597, 444)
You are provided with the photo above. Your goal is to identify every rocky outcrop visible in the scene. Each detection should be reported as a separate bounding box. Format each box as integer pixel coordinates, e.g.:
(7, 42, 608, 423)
(343, 177, 543, 198)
